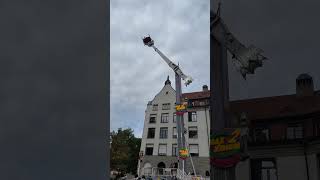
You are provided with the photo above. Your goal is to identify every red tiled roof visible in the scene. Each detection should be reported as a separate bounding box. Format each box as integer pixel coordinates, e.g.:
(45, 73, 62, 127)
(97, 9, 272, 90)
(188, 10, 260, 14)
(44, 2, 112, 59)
(182, 90, 210, 100)
(230, 94, 320, 120)
(181, 90, 320, 120)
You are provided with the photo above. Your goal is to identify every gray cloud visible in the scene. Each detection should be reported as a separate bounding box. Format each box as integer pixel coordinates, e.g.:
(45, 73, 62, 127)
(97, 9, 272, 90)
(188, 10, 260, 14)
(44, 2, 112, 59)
(111, 0, 210, 137)
(112, 0, 320, 138)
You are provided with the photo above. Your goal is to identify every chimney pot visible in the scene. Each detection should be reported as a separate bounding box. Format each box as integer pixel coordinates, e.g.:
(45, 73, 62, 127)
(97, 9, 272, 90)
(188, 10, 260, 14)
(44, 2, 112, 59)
(296, 73, 314, 97)
(202, 85, 208, 91)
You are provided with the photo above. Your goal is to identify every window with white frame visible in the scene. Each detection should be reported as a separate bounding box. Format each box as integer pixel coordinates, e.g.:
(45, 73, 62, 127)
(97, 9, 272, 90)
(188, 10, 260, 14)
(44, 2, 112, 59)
(158, 144, 167, 156)
(188, 112, 197, 122)
(173, 113, 176, 123)
(161, 113, 169, 123)
(160, 127, 168, 139)
(287, 123, 303, 139)
(149, 114, 157, 123)
(189, 144, 199, 156)
(173, 127, 177, 138)
(147, 128, 155, 139)
(145, 144, 154, 155)
(251, 158, 278, 180)
(162, 103, 171, 110)
(143, 163, 152, 176)
(152, 104, 158, 111)
(188, 126, 198, 138)
(172, 144, 178, 156)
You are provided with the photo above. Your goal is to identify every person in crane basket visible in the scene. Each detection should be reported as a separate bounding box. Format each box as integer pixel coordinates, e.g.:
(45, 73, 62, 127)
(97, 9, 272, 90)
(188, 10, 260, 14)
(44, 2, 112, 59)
(142, 36, 154, 46)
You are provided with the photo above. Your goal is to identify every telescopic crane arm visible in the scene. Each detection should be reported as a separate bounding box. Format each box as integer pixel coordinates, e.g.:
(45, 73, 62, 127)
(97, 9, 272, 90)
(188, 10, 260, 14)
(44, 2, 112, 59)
(142, 36, 193, 86)
(211, 11, 267, 79)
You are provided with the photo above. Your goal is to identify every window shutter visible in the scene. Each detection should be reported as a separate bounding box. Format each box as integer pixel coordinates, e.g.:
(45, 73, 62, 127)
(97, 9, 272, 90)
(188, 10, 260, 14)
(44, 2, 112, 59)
(189, 145, 199, 154)
(159, 144, 167, 155)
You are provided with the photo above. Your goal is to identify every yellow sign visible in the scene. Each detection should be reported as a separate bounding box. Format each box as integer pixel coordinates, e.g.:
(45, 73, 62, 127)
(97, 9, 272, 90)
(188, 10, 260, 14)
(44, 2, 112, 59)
(211, 129, 241, 153)
(175, 104, 186, 111)
(213, 143, 240, 153)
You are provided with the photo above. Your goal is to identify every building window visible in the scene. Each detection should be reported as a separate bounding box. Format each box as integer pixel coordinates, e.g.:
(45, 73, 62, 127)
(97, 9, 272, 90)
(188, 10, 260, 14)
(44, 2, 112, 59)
(158, 144, 167, 156)
(147, 128, 155, 139)
(160, 127, 168, 139)
(189, 144, 199, 156)
(161, 113, 169, 123)
(173, 127, 177, 138)
(251, 159, 278, 180)
(188, 126, 198, 139)
(145, 144, 154, 155)
(149, 114, 156, 123)
(254, 127, 270, 143)
(287, 123, 303, 139)
(191, 100, 201, 107)
(143, 163, 152, 176)
(152, 104, 158, 111)
(162, 103, 171, 110)
(173, 113, 176, 123)
(172, 144, 178, 157)
(188, 112, 197, 122)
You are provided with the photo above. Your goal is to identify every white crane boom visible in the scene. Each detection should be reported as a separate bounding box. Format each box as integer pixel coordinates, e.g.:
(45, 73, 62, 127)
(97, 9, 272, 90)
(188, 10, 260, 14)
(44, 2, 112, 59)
(152, 46, 192, 86)
(211, 12, 267, 79)
(142, 36, 193, 86)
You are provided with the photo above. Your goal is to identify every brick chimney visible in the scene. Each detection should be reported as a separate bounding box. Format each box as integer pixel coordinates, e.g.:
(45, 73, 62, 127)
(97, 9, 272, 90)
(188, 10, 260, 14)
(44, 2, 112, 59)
(296, 73, 314, 97)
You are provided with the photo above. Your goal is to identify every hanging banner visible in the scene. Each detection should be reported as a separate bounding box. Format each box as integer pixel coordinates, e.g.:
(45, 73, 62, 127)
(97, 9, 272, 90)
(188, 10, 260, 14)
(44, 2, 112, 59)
(176, 102, 187, 115)
(176, 111, 186, 115)
(175, 104, 186, 111)
(179, 148, 189, 160)
(210, 128, 242, 168)
(176, 102, 188, 110)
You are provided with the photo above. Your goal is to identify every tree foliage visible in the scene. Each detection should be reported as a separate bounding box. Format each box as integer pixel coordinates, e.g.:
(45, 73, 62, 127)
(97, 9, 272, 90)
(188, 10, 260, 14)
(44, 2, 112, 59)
(110, 128, 141, 175)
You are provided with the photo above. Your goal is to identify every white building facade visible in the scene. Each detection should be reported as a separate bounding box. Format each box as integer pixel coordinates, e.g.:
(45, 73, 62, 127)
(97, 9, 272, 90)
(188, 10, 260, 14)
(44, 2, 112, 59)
(138, 77, 211, 177)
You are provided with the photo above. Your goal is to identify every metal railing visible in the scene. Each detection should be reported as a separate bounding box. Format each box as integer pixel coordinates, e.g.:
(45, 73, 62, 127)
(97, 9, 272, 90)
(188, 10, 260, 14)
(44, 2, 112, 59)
(140, 167, 206, 180)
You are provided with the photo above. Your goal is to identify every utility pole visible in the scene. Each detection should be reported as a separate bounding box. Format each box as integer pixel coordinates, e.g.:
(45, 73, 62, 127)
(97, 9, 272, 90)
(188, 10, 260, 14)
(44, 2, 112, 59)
(210, 4, 267, 180)
(142, 36, 192, 175)
(175, 71, 185, 173)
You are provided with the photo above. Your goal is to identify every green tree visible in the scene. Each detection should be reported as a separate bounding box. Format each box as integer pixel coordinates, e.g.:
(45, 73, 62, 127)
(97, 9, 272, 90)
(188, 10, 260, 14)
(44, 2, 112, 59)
(110, 128, 141, 175)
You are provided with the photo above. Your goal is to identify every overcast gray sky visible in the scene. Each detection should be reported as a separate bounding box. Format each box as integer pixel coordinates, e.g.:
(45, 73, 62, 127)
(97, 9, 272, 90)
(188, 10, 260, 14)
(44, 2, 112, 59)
(110, 0, 210, 137)
(111, 0, 320, 137)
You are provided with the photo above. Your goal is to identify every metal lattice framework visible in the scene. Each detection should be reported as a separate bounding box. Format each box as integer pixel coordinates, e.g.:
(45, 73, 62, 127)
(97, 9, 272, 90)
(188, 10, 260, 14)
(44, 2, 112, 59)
(211, 11, 267, 79)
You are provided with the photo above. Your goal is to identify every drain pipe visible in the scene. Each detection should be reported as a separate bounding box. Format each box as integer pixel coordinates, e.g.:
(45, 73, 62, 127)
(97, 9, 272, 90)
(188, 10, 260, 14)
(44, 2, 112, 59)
(303, 141, 310, 180)
(204, 106, 210, 149)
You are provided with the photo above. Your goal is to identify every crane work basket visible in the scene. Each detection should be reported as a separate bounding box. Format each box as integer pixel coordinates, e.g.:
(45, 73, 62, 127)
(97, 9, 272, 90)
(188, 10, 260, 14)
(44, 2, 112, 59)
(143, 36, 154, 47)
